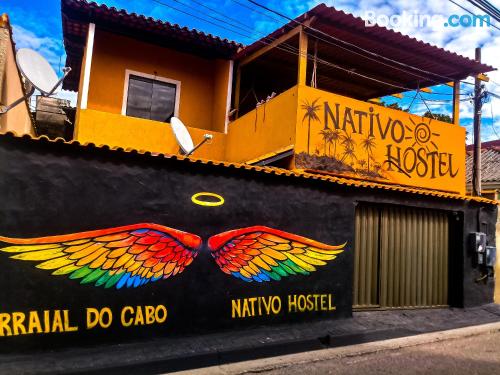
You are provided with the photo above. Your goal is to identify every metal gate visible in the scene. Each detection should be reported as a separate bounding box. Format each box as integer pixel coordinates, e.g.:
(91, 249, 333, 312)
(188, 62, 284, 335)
(353, 205, 449, 309)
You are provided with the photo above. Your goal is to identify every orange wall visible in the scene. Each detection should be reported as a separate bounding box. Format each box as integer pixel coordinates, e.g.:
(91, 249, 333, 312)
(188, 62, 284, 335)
(77, 108, 227, 160)
(0, 22, 33, 135)
(225, 86, 298, 162)
(76, 33, 467, 196)
(73, 28, 89, 139)
(295, 85, 466, 194)
(85, 29, 229, 132)
(211, 60, 231, 133)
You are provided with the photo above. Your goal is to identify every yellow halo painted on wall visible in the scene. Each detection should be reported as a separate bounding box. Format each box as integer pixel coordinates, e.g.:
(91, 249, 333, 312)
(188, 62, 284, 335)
(191, 192, 225, 207)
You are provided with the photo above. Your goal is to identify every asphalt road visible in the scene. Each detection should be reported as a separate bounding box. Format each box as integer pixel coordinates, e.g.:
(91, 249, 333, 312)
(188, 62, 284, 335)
(255, 330, 500, 375)
(177, 323, 500, 375)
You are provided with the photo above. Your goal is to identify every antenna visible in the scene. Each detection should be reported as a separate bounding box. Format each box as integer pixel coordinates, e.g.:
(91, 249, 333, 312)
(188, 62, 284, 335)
(0, 48, 72, 114)
(170, 117, 213, 156)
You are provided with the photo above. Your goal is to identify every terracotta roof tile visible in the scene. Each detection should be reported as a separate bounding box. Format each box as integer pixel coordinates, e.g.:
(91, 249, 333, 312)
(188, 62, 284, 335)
(61, 0, 242, 91)
(1, 131, 496, 205)
(236, 4, 495, 99)
(466, 147, 500, 183)
(466, 139, 500, 152)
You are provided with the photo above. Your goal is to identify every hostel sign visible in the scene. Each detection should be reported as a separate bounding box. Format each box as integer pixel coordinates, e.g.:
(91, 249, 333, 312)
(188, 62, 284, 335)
(295, 86, 466, 194)
(0, 130, 352, 353)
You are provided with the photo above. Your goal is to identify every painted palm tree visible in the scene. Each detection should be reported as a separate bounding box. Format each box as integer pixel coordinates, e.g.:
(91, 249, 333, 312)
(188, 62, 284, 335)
(301, 99, 321, 154)
(340, 132, 356, 162)
(342, 145, 357, 166)
(358, 159, 367, 171)
(326, 130, 334, 157)
(360, 136, 376, 172)
(329, 129, 342, 158)
(341, 132, 355, 148)
(319, 129, 330, 155)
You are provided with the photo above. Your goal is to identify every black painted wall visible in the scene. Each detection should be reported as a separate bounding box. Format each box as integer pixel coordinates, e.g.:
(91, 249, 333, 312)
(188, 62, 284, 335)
(0, 134, 495, 352)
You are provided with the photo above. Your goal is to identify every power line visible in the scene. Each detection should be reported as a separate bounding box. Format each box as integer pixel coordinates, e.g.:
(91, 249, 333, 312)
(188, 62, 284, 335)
(448, 0, 500, 31)
(150, 0, 255, 40)
(489, 100, 499, 138)
(149, 0, 412, 93)
(477, 0, 500, 18)
(299, 50, 464, 95)
(150, 0, 309, 56)
(149, 0, 334, 86)
(247, 0, 489, 86)
(164, 0, 326, 60)
(154, 0, 475, 97)
(464, 0, 500, 22)
(149, 0, 487, 102)
(230, 0, 284, 24)
(234, 1, 473, 96)
(171, 0, 458, 113)
(165, 0, 264, 39)
(149, 0, 473, 99)
(488, 80, 500, 87)
(301, 29, 467, 90)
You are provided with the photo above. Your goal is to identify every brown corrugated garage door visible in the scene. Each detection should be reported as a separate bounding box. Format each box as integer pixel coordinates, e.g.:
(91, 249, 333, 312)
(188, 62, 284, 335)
(353, 205, 449, 309)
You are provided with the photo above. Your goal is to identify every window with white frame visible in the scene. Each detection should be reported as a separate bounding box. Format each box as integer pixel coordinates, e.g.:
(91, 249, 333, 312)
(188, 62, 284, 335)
(122, 71, 180, 123)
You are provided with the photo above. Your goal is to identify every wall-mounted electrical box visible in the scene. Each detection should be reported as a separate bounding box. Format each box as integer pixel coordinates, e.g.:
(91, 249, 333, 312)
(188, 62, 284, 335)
(485, 246, 496, 268)
(469, 232, 487, 266)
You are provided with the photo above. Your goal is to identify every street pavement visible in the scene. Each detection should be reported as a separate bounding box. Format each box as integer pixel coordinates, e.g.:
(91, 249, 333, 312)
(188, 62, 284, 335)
(177, 322, 500, 375)
(2, 306, 500, 374)
(262, 329, 500, 375)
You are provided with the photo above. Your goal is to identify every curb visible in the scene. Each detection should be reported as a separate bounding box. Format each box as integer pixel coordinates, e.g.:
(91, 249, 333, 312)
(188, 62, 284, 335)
(173, 321, 500, 375)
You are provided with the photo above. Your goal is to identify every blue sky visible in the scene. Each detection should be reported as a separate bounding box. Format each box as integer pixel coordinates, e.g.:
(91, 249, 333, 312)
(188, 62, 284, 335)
(3, 0, 500, 142)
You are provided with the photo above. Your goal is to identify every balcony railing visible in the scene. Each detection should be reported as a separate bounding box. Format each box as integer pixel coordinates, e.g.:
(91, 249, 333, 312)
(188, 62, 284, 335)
(74, 84, 465, 194)
(229, 84, 466, 194)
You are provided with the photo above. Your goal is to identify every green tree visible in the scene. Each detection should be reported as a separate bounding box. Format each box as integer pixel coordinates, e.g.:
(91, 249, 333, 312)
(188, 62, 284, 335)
(423, 111, 452, 123)
(301, 99, 321, 154)
(380, 102, 408, 112)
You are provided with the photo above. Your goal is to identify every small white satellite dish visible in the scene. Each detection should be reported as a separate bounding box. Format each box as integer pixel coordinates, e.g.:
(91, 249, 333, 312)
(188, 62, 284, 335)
(0, 48, 71, 114)
(17, 48, 60, 95)
(171, 117, 195, 154)
(170, 116, 213, 156)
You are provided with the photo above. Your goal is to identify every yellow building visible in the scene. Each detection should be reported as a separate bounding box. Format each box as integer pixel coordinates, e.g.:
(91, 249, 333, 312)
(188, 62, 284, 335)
(62, 0, 494, 195)
(0, 3, 498, 353)
(0, 14, 33, 135)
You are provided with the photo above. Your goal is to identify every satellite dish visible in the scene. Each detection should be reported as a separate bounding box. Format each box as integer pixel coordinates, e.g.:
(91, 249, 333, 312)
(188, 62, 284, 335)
(0, 48, 71, 114)
(170, 116, 213, 156)
(171, 117, 195, 154)
(17, 48, 60, 95)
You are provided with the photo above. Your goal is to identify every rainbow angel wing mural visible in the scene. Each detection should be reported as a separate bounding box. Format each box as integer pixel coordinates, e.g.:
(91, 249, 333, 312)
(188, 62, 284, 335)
(0, 223, 202, 289)
(208, 226, 346, 282)
(0, 224, 345, 287)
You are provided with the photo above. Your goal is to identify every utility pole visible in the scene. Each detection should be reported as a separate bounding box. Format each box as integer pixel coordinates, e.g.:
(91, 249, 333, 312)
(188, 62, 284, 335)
(472, 47, 483, 196)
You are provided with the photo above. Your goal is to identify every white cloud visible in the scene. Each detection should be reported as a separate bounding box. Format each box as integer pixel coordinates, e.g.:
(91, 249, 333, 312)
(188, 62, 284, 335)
(55, 90, 78, 107)
(10, 25, 76, 107)
(307, 0, 499, 140)
(11, 24, 64, 69)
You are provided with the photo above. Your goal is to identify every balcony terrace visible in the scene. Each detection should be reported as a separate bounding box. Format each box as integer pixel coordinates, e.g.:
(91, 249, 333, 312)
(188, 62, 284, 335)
(64, 3, 494, 195)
